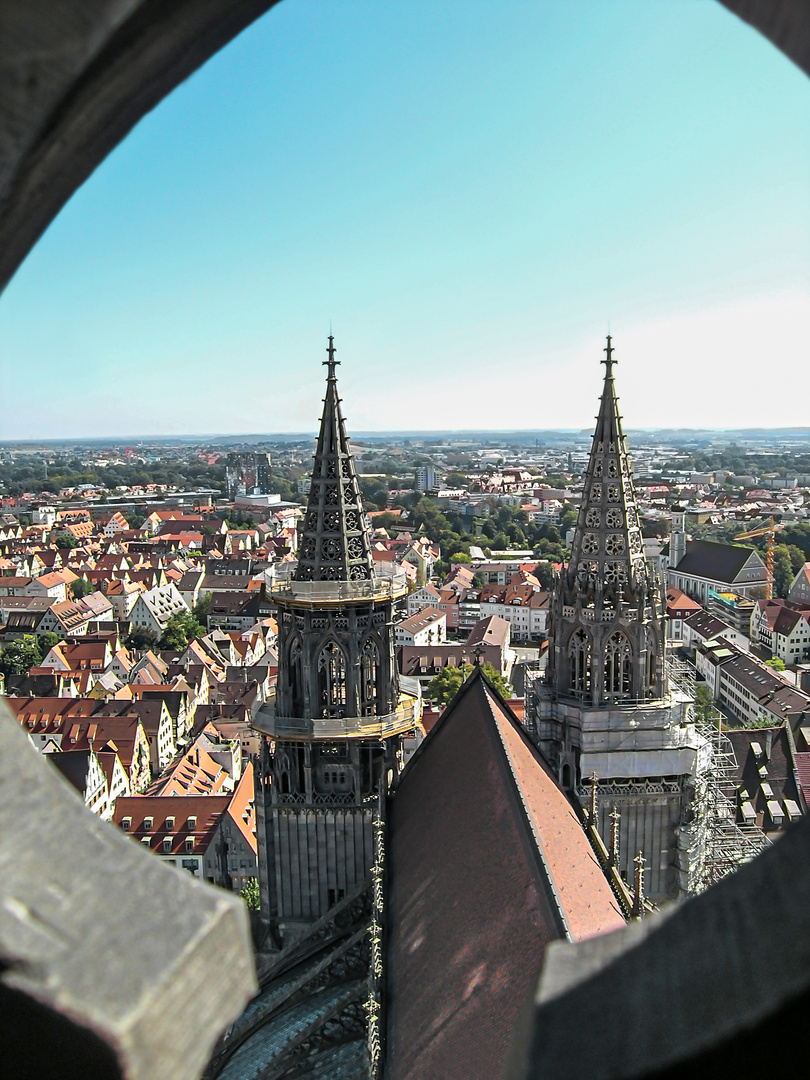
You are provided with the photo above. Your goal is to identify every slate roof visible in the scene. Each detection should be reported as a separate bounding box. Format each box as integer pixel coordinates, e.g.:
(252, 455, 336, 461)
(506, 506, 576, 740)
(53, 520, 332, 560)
(684, 609, 734, 641)
(207, 883, 373, 1080)
(385, 668, 624, 1080)
(725, 726, 803, 832)
(674, 539, 761, 582)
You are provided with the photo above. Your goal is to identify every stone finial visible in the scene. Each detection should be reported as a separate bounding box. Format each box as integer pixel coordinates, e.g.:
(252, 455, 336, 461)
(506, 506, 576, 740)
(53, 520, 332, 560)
(324, 333, 339, 378)
(610, 806, 620, 867)
(588, 774, 599, 826)
(632, 849, 646, 918)
(602, 333, 615, 377)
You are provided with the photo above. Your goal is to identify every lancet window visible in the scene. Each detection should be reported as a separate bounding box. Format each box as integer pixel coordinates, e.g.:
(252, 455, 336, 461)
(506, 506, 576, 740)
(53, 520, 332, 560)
(360, 637, 380, 716)
(317, 641, 348, 718)
(605, 632, 633, 700)
(568, 629, 592, 696)
(289, 636, 304, 716)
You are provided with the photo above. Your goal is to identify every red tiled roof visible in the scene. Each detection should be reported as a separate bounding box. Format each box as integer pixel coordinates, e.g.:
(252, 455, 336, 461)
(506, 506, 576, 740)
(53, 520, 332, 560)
(386, 671, 623, 1080)
(793, 752, 810, 807)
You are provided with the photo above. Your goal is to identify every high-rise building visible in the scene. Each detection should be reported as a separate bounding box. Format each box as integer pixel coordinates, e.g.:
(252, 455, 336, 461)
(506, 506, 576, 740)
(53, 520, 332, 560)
(225, 451, 272, 499)
(253, 338, 419, 932)
(532, 338, 707, 902)
(414, 464, 438, 491)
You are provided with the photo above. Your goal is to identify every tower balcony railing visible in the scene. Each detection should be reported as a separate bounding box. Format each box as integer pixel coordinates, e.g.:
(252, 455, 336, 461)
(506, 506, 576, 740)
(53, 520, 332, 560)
(254, 696, 420, 740)
(271, 570, 408, 606)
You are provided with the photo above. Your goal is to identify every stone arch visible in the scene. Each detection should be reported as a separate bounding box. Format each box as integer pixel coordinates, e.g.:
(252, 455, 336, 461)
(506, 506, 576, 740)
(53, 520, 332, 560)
(604, 630, 633, 700)
(359, 634, 382, 717)
(316, 639, 348, 718)
(287, 634, 304, 717)
(568, 627, 592, 696)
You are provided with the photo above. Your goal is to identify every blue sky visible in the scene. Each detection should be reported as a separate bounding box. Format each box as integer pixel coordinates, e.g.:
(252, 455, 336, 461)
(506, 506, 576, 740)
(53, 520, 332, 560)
(2, 1, 809, 439)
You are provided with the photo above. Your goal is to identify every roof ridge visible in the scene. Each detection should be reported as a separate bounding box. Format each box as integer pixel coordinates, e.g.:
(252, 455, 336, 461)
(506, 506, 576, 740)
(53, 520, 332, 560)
(483, 684, 572, 941)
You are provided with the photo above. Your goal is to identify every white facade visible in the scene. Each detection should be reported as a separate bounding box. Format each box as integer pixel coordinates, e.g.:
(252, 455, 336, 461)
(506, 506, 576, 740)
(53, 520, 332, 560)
(395, 608, 447, 647)
(130, 583, 189, 638)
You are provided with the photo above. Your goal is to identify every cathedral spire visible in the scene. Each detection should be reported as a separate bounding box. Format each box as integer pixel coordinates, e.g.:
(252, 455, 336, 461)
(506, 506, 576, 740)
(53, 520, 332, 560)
(547, 337, 665, 707)
(565, 336, 647, 605)
(294, 338, 374, 583)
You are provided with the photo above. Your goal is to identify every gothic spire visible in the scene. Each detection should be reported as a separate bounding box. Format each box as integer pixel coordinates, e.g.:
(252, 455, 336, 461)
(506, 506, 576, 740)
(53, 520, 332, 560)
(564, 337, 649, 605)
(294, 338, 374, 582)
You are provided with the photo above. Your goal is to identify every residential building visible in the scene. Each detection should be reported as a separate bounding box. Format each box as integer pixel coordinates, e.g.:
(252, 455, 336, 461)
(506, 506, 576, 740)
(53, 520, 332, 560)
(405, 582, 441, 615)
(706, 590, 755, 635)
(113, 794, 231, 881)
(129, 582, 188, 638)
(39, 593, 114, 637)
(394, 607, 447, 647)
(725, 726, 804, 833)
(788, 562, 810, 606)
(752, 599, 810, 664)
(49, 747, 111, 818)
(479, 581, 550, 642)
(664, 586, 702, 644)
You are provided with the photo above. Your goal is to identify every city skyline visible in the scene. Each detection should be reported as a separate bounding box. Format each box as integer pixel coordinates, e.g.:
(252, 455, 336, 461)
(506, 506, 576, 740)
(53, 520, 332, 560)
(2, 1, 808, 439)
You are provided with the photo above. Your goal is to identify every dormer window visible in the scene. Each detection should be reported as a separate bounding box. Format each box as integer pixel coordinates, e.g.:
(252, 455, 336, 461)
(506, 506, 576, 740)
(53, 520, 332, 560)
(188, 816, 197, 829)
(166, 816, 175, 830)
(144, 817, 153, 831)
(163, 838, 173, 853)
(122, 817, 131, 832)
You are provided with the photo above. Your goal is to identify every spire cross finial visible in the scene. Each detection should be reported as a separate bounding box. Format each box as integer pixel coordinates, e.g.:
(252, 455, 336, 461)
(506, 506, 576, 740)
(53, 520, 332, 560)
(602, 334, 615, 377)
(324, 335, 340, 378)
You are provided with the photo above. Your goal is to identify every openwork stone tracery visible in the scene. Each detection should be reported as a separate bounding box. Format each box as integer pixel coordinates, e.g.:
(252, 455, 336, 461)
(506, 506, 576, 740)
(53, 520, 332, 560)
(547, 336, 666, 706)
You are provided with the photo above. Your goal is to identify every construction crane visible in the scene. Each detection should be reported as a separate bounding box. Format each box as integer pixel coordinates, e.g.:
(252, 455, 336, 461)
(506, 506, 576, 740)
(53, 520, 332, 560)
(734, 516, 785, 600)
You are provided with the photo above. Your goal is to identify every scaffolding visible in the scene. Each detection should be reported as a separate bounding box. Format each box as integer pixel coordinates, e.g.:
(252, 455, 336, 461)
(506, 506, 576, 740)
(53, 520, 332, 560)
(667, 656, 770, 892)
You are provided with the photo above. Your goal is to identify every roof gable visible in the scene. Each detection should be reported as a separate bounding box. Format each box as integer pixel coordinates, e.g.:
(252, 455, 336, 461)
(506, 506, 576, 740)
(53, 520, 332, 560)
(675, 539, 764, 583)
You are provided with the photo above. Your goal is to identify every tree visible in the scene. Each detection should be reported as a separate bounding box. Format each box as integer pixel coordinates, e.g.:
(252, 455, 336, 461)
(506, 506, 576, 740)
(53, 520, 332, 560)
(53, 532, 81, 549)
(531, 561, 558, 591)
(765, 657, 786, 672)
(192, 592, 212, 620)
(694, 683, 715, 723)
(426, 662, 512, 706)
(787, 544, 806, 577)
(0, 635, 43, 678)
(239, 877, 260, 911)
(70, 577, 94, 599)
(772, 545, 793, 599)
(38, 632, 59, 656)
(125, 627, 159, 650)
(160, 611, 205, 652)
(369, 511, 400, 533)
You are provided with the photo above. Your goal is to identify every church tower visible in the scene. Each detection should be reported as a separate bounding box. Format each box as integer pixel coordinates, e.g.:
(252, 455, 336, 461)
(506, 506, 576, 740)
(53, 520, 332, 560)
(546, 336, 665, 705)
(254, 338, 416, 934)
(534, 338, 705, 902)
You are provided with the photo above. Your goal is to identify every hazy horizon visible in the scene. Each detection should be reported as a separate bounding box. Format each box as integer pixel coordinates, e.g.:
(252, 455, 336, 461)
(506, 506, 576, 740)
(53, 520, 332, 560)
(2, 2, 808, 439)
